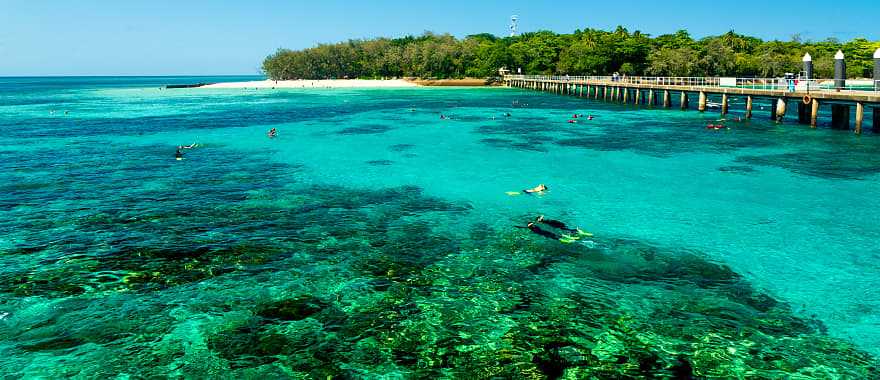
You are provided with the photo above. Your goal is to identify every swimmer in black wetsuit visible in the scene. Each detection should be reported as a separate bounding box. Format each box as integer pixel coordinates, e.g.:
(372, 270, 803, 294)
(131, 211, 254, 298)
(175, 149, 183, 160)
(516, 221, 580, 243)
(535, 215, 592, 237)
(516, 222, 563, 240)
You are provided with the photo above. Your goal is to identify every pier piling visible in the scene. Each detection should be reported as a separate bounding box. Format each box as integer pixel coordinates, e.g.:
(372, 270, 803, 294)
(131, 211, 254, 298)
(663, 90, 671, 108)
(776, 98, 787, 121)
(698, 91, 707, 112)
(875, 107, 880, 132)
(834, 50, 846, 90)
(811, 99, 820, 128)
(680, 92, 689, 110)
(721, 94, 729, 115)
(798, 102, 809, 124)
(831, 104, 850, 130)
(875, 48, 880, 90)
(855, 102, 864, 134)
(745, 96, 753, 119)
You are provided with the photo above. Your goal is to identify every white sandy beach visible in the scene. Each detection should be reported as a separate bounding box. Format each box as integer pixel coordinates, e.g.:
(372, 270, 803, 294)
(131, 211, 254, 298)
(201, 79, 418, 89)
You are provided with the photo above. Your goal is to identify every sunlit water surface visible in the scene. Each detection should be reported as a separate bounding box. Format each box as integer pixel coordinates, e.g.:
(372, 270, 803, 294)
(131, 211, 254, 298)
(1, 77, 879, 378)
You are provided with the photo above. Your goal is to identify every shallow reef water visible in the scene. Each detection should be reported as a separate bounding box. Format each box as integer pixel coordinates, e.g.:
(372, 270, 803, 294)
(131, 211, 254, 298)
(1, 77, 879, 378)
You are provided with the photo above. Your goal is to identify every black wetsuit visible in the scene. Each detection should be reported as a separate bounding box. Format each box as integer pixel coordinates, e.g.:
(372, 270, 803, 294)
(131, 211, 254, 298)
(539, 218, 577, 234)
(175, 149, 183, 159)
(516, 224, 561, 240)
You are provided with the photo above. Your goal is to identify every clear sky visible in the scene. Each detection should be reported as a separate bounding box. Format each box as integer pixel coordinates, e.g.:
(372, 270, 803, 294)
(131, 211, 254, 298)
(1, 0, 877, 76)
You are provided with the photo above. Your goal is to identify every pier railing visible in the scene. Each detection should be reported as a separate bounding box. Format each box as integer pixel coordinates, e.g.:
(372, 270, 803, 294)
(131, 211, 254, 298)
(504, 75, 880, 93)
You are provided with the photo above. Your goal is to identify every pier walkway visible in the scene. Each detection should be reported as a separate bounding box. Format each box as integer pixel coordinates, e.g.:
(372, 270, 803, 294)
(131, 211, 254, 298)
(504, 75, 880, 133)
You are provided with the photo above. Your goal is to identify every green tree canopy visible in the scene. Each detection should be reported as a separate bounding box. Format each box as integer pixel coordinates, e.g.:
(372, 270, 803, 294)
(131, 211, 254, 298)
(262, 28, 879, 80)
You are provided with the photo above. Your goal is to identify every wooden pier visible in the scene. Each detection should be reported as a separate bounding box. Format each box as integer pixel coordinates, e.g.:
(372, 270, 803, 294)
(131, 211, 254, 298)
(504, 75, 880, 133)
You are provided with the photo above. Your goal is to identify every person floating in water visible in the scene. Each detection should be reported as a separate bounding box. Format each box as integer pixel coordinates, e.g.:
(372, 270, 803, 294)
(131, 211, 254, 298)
(523, 184, 547, 195)
(567, 119, 578, 124)
(534, 215, 592, 237)
(516, 218, 588, 243)
(267, 127, 277, 138)
(177, 143, 198, 150)
(516, 222, 569, 242)
(587, 115, 594, 120)
(505, 112, 512, 117)
(175, 148, 183, 160)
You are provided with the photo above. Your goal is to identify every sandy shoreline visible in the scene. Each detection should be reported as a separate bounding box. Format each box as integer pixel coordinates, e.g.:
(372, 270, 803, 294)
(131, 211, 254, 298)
(201, 79, 418, 89)
(199, 78, 497, 89)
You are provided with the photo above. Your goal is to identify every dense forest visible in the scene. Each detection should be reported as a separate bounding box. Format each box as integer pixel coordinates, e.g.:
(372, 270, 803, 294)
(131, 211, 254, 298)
(262, 27, 880, 80)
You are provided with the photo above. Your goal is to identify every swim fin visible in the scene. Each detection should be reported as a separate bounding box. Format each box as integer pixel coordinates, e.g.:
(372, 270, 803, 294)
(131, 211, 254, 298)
(559, 237, 576, 244)
(576, 228, 593, 237)
(505, 191, 522, 196)
(561, 234, 582, 241)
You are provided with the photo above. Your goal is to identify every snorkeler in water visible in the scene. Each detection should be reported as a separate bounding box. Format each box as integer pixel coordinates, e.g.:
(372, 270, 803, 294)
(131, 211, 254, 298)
(178, 143, 197, 149)
(516, 222, 579, 243)
(267, 127, 277, 138)
(523, 184, 547, 195)
(175, 149, 183, 160)
(535, 215, 592, 236)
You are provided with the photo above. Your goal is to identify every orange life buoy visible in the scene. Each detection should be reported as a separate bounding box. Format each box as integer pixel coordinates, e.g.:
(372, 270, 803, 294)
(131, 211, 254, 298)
(803, 95, 811, 104)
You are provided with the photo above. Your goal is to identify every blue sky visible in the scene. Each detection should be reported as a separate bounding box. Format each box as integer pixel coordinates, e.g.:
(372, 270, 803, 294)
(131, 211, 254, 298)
(1, 0, 877, 76)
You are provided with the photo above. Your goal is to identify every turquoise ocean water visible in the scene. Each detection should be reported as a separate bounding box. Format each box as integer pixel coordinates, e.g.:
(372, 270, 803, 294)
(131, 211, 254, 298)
(1, 76, 879, 378)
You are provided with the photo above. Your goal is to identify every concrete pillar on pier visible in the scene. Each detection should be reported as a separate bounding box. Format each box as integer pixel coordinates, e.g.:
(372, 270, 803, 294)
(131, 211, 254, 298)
(775, 98, 787, 121)
(803, 53, 813, 80)
(698, 91, 707, 112)
(634, 89, 641, 105)
(663, 90, 671, 108)
(811, 99, 820, 128)
(745, 96, 753, 119)
(831, 104, 850, 130)
(721, 94, 729, 115)
(834, 50, 846, 90)
(797, 102, 810, 124)
(874, 48, 880, 91)
(623, 88, 629, 103)
(874, 107, 880, 132)
(579, 85, 584, 97)
(680, 92, 689, 110)
(855, 102, 864, 134)
(647, 90, 654, 106)
(603, 86, 608, 101)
